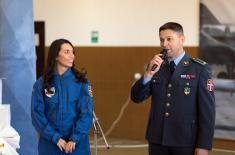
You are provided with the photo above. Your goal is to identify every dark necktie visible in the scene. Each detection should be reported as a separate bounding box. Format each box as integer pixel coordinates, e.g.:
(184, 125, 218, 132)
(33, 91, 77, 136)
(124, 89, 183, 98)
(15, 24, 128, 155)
(169, 61, 176, 74)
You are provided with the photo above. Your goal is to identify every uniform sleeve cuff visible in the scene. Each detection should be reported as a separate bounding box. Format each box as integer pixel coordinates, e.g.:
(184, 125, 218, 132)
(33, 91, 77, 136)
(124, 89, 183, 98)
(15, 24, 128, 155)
(70, 134, 81, 144)
(52, 132, 62, 144)
(143, 76, 151, 85)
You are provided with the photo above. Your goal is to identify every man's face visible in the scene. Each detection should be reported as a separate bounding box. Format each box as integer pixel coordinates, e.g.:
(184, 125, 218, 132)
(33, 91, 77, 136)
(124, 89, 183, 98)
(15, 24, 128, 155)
(159, 29, 185, 60)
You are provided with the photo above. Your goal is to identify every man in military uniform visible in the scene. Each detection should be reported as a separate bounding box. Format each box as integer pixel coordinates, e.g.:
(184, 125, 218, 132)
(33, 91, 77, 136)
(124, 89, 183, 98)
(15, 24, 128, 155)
(131, 22, 215, 155)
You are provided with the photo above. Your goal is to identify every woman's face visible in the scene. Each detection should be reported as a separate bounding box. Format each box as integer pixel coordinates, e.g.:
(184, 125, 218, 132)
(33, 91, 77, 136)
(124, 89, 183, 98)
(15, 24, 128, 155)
(56, 43, 75, 69)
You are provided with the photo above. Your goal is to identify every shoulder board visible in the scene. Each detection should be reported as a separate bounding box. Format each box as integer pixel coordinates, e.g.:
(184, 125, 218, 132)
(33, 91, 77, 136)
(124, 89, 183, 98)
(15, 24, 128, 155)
(191, 58, 207, 65)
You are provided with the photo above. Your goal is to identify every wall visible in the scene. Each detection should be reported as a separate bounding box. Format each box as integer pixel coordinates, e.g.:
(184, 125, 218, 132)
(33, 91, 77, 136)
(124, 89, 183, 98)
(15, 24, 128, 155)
(33, 0, 199, 46)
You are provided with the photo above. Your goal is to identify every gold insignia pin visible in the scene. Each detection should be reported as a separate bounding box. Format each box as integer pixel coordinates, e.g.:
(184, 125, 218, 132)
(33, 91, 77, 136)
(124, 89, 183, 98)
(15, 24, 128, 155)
(183, 61, 189, 66)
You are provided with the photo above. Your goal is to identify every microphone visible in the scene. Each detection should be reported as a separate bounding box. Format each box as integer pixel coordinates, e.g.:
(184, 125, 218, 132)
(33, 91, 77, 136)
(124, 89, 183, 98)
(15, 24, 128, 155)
(151, 49, 168, 71)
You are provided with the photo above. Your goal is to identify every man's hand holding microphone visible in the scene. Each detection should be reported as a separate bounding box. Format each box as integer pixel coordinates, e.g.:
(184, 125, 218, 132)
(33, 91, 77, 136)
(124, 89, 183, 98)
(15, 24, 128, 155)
(144, 49, 167, 78)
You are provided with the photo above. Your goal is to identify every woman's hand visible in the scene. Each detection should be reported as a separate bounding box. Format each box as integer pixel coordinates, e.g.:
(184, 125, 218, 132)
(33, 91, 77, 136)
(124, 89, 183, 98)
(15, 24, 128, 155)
(57, 138, 67, 152)
(65, 140, 76, 153)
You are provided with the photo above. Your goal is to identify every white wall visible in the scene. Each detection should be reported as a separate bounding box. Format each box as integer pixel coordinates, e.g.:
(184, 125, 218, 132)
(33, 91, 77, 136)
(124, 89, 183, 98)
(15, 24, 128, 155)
(33, 0, 199, 46)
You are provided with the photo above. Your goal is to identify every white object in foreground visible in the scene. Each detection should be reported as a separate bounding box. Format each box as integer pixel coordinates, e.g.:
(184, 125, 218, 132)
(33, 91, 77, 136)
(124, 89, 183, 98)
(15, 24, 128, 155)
(0, 104, 20, 155)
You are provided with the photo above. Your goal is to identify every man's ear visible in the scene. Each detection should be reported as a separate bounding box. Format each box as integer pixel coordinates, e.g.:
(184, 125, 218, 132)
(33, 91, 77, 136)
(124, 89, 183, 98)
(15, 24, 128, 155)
(181, 35, 185, 44)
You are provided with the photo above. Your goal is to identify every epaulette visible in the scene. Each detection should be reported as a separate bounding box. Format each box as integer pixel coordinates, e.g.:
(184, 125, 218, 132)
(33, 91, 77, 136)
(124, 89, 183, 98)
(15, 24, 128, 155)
(191, 58, 207, 65)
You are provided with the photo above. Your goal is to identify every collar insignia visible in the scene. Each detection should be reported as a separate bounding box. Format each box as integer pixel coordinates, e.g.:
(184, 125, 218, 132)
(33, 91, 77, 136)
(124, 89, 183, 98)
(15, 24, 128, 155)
(182, 61, 189, 66)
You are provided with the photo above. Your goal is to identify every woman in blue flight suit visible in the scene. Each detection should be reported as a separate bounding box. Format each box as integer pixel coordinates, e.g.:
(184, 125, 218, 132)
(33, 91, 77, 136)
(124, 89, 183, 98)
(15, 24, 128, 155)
(31, 39, 93, 155)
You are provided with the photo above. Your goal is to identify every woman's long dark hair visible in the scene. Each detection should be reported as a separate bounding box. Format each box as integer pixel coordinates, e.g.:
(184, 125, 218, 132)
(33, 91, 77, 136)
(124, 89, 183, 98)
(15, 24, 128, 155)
(44, 39, 87, 93)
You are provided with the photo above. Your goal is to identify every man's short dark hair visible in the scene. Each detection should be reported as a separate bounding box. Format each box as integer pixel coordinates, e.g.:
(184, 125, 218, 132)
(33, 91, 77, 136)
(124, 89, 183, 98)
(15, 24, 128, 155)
(159, 22, 184, 35)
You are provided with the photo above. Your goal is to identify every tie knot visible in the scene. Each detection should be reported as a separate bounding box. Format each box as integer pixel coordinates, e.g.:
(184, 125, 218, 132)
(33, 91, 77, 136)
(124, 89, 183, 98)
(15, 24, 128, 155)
(169, 61, 175, 74)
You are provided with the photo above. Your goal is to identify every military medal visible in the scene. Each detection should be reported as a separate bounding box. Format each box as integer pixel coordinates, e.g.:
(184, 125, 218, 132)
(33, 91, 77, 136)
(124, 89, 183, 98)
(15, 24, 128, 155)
(180, 74, 195, 79)
(184, 87, 190, 95)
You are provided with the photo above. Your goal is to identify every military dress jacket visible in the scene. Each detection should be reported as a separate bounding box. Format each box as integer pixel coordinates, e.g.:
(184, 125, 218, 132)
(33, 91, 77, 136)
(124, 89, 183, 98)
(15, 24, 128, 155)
(131, 54, 215, 150)
(31, 69, 93, 155)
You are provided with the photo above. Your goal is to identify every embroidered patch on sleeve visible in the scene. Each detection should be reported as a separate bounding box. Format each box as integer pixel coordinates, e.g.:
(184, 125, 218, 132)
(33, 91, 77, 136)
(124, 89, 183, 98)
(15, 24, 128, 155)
(44, 87, 55, 97)
(207, 79, 214, 91)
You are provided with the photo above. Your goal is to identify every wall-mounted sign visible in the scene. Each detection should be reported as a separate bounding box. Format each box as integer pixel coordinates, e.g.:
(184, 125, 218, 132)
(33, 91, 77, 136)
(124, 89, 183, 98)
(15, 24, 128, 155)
(91, 31, 99, 43)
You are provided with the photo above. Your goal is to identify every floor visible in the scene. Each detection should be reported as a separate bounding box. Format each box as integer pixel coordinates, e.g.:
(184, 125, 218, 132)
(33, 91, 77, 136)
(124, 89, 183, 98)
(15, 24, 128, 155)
(90, 138, 235, 155)
(91, 148, 235, 155)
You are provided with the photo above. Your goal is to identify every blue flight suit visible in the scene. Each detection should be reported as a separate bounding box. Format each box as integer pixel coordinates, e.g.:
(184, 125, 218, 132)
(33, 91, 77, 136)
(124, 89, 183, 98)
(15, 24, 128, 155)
(131, 54, 215, 150)
(31, 69, 93, 155)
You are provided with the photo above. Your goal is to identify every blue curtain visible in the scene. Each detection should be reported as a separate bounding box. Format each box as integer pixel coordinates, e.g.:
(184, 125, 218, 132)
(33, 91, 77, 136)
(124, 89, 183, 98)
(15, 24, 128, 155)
(0, 0, 38, 154)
